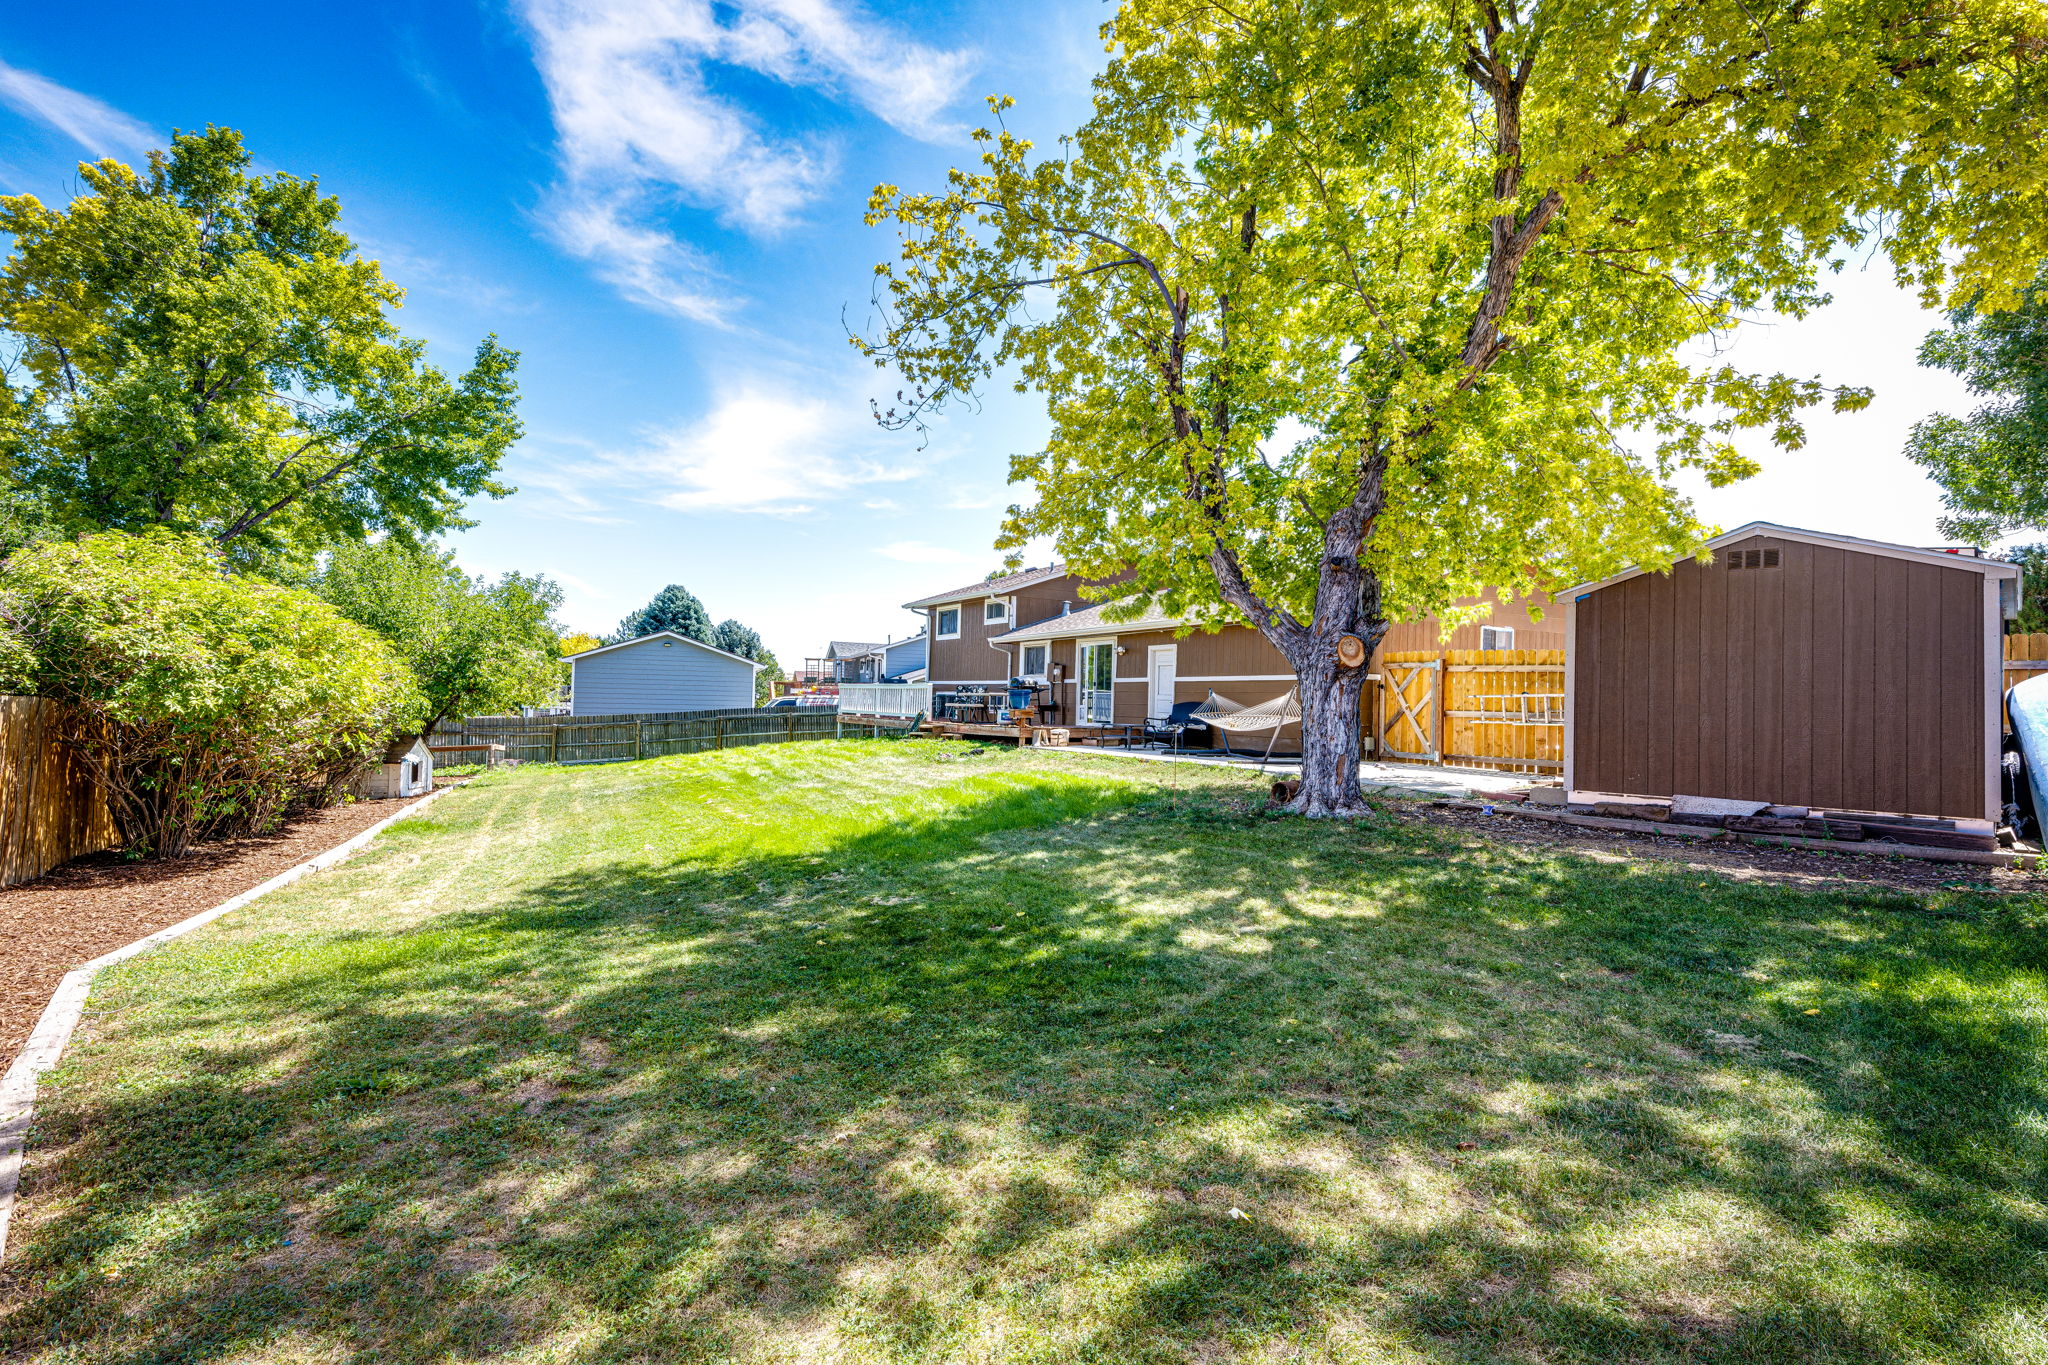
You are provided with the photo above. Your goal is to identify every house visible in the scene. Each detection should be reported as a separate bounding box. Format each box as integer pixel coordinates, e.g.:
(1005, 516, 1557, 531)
(565, 632, 764, 717)
(893, 562, 1556, 749)
(821, 640, 886, 683)
(878, 633, 928, 681)
(363, 735, 433, 798)
(792, 634, 930, 692)
(1564, 522, 2021, 821)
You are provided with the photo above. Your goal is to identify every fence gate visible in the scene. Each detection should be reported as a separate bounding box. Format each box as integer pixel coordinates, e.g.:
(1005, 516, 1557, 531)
(1376, 658, 1439, 761)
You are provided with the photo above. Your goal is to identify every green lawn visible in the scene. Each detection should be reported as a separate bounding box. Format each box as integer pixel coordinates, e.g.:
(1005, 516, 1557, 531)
(5, 739, 2046, 1364)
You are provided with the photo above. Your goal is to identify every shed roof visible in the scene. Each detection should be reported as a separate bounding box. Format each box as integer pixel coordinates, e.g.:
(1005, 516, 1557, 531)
(990, 599, 1184, 643)
(903, 563, 1069, 610)
(565, 631, 765, 669)
(1563, 521, 2020, 598)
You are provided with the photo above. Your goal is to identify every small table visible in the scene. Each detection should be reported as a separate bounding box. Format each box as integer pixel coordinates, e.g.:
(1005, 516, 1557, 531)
(1073, 725, 1139, 747)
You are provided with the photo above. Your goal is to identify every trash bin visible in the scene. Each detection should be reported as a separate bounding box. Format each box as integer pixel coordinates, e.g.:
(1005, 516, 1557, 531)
(1009, 682, 1034, 711)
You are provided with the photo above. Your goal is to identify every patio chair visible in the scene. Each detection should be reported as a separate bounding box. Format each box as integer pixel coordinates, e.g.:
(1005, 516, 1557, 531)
(1139, 700, 1211, 752)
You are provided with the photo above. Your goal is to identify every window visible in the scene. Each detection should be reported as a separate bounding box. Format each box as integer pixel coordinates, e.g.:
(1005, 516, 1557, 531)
(984, 599, 1008, 624)
(935, 606, 961, 639)
(1479, 626, 1514, 650)
(1020, 643, 1048, 678)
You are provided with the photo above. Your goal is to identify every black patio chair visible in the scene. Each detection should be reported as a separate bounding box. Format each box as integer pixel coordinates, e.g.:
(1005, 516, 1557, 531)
(1140, 700, 1210, 752)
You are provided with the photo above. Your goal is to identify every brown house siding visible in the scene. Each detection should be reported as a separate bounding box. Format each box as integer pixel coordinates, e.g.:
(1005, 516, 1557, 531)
(1374, 589, 1562, 660)
(1570, 534, 1993, 819)
(924, 575, 1107, 684)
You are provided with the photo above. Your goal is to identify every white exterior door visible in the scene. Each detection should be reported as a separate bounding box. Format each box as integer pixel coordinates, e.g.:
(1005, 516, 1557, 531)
(1078, 640, 1116, 725)
(1147, 645, 1177, 720)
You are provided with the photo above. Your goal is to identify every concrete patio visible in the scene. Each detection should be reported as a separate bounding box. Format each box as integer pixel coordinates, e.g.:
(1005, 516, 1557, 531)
(1052, 742, 1544, 800)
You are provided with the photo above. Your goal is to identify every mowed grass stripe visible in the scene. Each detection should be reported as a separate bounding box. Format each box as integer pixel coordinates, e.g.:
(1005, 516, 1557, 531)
(3, 739, 2045, 1365)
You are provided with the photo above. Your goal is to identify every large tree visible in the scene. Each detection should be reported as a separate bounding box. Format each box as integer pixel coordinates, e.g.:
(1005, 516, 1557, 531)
(316, 540, 565, 733)
(711, 618, 782, 705)
(0, 126, 521, 575)
(612, 583, 713, 643)
(859, 0, 2047, 813)
(1904, 265, 2048, 542)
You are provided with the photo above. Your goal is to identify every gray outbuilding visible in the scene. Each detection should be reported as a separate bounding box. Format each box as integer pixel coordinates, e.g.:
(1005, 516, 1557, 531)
(567, 632, 763, 716)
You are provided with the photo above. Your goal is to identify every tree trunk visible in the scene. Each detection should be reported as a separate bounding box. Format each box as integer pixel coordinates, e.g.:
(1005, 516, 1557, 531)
(1289, 648, 1374, 815)
(1252, 555, 1388, 818)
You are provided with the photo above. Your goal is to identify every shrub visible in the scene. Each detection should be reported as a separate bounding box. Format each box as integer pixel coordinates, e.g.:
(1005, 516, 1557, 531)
(0, 531, 423, 855)
(315, 540, 565, 731)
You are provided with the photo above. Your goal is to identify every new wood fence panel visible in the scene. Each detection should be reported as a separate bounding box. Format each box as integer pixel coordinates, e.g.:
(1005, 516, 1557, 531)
(1373, 649, 1565, 774)
(0, 696, 117, 888)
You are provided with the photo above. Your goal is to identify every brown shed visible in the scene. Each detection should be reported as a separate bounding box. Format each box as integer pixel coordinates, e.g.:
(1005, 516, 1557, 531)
(1565, 523, 2021, 821)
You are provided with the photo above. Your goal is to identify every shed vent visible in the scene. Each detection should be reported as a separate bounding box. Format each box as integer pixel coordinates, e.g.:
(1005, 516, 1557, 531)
(1726, 547, 1781, 571)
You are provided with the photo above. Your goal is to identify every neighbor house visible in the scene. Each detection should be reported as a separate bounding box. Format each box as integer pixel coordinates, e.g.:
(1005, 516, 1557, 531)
(565, 632, 763, 717)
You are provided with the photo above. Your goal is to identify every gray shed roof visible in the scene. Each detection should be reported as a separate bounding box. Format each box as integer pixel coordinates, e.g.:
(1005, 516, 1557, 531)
(903, 563, 1069, 610)
(565, 631, 765, 669)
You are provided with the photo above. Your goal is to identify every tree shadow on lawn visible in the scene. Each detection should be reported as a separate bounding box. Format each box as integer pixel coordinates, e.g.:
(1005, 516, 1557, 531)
(7, 780, 2048, 1364)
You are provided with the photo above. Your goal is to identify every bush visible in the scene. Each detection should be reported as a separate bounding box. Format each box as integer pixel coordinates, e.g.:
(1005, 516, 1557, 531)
(0, 531, 423, 855)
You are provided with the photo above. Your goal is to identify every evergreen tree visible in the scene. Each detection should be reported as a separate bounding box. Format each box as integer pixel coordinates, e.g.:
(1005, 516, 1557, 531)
(613, 584, 711, 643)
(711, 619, 781, 705)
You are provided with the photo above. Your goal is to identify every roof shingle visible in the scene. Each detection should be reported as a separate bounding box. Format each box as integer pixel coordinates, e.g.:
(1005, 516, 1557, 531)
(902, 563, 1070, 610)
(990, 599, 1184, 643)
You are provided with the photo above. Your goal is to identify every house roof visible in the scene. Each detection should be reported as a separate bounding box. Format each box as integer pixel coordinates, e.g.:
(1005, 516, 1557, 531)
(903, 563, 1069, 610)
(990, 599, 1185, 644)
(825, 640, 886, 659)
(564, 631, 765, 669)
(1562, 521, 2021, 598)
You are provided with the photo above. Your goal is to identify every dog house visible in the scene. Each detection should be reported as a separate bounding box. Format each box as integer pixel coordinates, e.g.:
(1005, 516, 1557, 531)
(363, 735, 434, 799)
(1564, 523, 2020, 821)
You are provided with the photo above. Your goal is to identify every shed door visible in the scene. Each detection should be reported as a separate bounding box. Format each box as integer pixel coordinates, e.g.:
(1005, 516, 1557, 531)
(1147, 646, 1177, 720)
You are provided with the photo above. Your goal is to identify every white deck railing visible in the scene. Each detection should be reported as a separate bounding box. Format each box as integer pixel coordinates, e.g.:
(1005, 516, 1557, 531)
(837, 683, 932, 719)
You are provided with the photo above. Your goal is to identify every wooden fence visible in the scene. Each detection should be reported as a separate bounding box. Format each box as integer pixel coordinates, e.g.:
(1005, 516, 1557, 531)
(0, 696, 117, 888)
(2009, 633, 2048, 694)
(430, 707, 913, 766)
(1372, 649, 1565, 774)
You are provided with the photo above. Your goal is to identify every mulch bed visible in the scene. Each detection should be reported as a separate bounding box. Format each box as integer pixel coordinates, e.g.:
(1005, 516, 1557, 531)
(1405, 800, 2041, 894)
(0, 796, 425, 1072)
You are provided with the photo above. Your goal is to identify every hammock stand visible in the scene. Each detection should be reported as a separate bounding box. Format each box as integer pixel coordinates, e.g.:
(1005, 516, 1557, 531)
(1190, 688, 1302, 770)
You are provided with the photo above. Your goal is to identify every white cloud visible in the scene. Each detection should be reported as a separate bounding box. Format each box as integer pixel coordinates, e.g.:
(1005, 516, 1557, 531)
(517, 0, 974, 319)
(602, 384, 917, 515)
(0, 58, 155, 159)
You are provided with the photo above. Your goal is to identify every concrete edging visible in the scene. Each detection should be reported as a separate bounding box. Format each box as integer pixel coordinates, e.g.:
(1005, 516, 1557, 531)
(0, 782, 460, 1262)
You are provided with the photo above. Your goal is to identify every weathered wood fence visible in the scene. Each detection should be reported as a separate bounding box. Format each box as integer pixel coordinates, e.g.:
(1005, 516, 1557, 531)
(1372, 649, 1565, 774)
(430, 707, 914, 766)
(0, 696, 117, 888)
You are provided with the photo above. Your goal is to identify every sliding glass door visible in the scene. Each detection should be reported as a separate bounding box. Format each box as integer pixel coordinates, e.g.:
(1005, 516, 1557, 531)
(1078, 640, 1116, 725)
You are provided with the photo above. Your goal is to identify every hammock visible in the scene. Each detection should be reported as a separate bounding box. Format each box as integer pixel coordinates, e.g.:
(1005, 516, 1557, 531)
(1191, 688, 1300, 732)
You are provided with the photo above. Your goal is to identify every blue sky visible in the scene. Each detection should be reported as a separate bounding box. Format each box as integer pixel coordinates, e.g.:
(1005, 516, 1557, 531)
(0, 1, 1990, 665)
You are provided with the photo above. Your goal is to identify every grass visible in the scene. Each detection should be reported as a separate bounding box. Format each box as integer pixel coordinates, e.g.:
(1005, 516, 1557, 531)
(3, 738, 2046, 1364)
